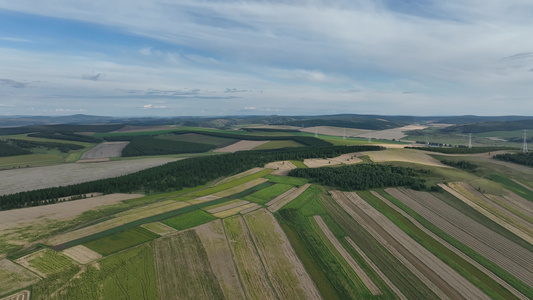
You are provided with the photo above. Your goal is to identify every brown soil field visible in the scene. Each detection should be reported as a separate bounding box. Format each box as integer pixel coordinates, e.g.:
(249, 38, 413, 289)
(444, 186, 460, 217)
(303, 153, 361, 168)
(371, 190, 529, 300)
(268, 184, 311, 212)
(223, 215, 278, 300)
(354, 125, 427, 141)
(314, 215, 381, 296)
(0, 157, 180, 196)
(214, 140, 269, 153)
(343, 191, 488, 299)
(386, 188, 533, 288)
(61, 245, 102, 264)
(212, 178, 269, 198)
(0, 193, 143, 231)
(79, 142, 129, 160)
(362, 148, 449, 167)
(0, 290, 30, 300)
(155, 230, 225, 299)
(265, 161, 297, 176)
(299, 126, 369, 137)
(195, 220, 246, 300)
(141, 222, 177, 236)
(213, 203, 260, 219)
(331, 191, 459, 299)
(0, 259, 40, 296)
(48, 200, 190, 246)
(443, 183, 533, 245)
(245, 209, 321, 300)
(215, 167, 264, 185)
(345, 236, 408, 300)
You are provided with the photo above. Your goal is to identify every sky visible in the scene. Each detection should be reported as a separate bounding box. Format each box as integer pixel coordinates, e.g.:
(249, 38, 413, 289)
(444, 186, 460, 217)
(0, 0, 532, 117)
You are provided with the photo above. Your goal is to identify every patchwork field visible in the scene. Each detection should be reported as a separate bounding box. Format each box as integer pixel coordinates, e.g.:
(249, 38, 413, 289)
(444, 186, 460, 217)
(303, 153, 361, 168)
(362, 148, 448, 167)
(84, 227, 159, 256)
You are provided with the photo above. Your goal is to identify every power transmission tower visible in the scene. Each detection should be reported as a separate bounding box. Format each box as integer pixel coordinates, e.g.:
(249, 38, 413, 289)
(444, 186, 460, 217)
(523, 130, 528, 153)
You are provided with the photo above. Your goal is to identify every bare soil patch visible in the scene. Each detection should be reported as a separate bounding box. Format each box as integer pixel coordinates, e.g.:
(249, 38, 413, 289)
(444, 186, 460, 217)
(303, 153, 361, 168)
(195, 220, 246, 300)
(314, 215, 381, 296)
(0, 157, 180, 196)
(386, 188, 533, 288)
(214, 140, 269, 153)
(265, 161, 298, 175)
(80, 142, 129, 160)
(0, 193, 143, 231)
(61, 245, 102, 264)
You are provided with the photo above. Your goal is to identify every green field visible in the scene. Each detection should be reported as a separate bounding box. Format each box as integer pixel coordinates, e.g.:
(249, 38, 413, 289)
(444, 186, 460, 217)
(84, 227, 159, 256)
(265, 174, 309, 186)
(186, 168, 273, 198)
(27, 249, 77, 276)
(243, 183, 294, 205)
(162, 210, 217, 230)
(252, 140, 305, 150)
(290, 160, 307, 168)
(0, 153, 65, 169)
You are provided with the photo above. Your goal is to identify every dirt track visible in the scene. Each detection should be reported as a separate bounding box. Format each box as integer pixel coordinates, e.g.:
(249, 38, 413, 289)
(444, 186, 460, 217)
(0, 157, 180, 196)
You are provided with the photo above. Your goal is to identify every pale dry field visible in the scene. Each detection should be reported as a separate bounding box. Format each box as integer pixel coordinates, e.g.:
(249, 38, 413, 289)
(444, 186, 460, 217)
(207, 200, 250, 214)
(212, 178, 269, 198)
(386, 188, 533, 288)
(245, 209, 321, 300)
(214, 140, 269, 153)
(0, 259, 40, 296)
(141, 222, 178, 236)
(362, 148, 448, 167)
(299, 126, 369, 137)
(213, 203, 260, 219)
(314, 215, 381, 296)
(0, 157, 180, 196)
(195, 220, 246, 300)
(265, 161, 297, 175)
(0, 193, 143, 231)
(79, 142, 129, 160)
(303, 153, 361, 168)
(61, 245, 102, 264)
(354, 125, 427, 140)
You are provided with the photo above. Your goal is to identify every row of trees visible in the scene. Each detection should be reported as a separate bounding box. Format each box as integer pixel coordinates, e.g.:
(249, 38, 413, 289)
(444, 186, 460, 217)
(494, 152, 533, 167)
(440, 159, 478, 170)
(0, 140, 32, 157)
(0, 145, 384, 210)
(121, 138, 216, 157)
(288, 164, 427, 190)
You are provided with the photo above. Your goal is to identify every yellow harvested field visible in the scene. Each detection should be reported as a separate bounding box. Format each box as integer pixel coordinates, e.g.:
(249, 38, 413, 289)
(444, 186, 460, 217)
(362, 148, 448, 167)
(314, 215, 381, 296)
(265, 161, 297, 175)
(215, 167, 265, 185)
(245, 209, 321, 300)
(0, 290, 30, 300)
(61, 245, 102, 264)
(214, 140, 269, 153)
(187, 195, 221, 205)
(195, 220, 246, 300)
(213, 203, 260, 218)
(303, 153, 361, 168)
(48, 200, 190, 245)
(300, 126, 369, 137)
(0, 259, 40, 296)
(443, 182, 533, 245)
(268, 184, 311, 212)
(212, 178, 269, 198)
(207, 200, 250, 214)
(141, 222, 177, 236)
(0, 193, 143, 231)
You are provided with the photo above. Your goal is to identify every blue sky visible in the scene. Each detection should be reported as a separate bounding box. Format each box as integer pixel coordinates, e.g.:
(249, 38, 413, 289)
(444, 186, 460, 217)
(0, 0, 532, 117)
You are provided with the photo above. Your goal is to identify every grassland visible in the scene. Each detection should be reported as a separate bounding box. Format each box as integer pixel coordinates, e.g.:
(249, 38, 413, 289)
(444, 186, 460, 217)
(244, 183, 294, 205)
(162, 210, 216, 230)
(84, 227, 159, 256)
(0, 259, 40, 297)
(185, 169, 273, 198)
(0, 153, 64, 169)
(155, 230, 225, 299)
(252, 140, 305, 150)
(24, 249, 77, 277)
(290, 160, 307, 168)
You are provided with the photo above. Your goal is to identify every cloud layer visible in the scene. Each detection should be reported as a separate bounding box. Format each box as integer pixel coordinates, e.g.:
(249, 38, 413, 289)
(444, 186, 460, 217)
(0, 0, 532, 116)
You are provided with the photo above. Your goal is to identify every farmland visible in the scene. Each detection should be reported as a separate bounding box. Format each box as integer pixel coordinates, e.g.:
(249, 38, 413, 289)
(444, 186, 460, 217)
(1, 120, 533, 299)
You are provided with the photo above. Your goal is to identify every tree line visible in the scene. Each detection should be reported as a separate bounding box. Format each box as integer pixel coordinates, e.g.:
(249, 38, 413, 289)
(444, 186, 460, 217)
(0, 145, 384, 210)
(288, 164, 428, 190)
(494, 152, 533, 167)
(121, 138, 216, 157)
(0, 139, 84, 157)
(439, 159, 478, 170)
